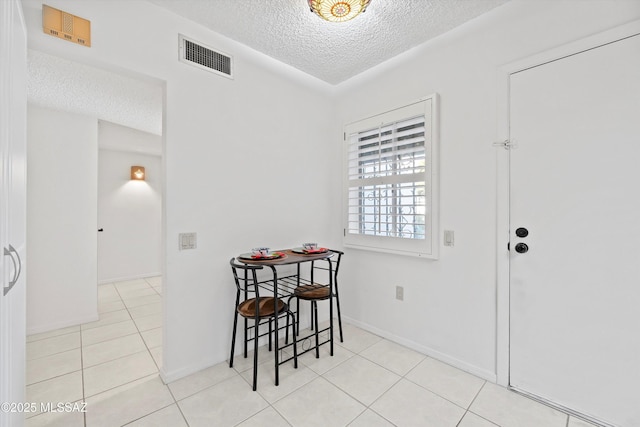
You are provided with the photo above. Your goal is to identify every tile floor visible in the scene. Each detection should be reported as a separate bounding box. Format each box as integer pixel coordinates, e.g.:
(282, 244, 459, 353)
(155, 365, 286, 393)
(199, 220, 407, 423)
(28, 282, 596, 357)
(25, 277, 600, 427)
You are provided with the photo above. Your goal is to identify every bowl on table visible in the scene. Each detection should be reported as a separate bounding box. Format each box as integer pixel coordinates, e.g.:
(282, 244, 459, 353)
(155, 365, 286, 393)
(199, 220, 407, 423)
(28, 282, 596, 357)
(251, 247, 270, 256)
(302, 243, 318, 251)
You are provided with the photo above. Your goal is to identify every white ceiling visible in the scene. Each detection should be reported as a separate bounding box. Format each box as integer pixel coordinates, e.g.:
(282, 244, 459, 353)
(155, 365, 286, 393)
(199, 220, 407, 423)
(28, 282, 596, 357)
(28, 49, 164, 136)
(27, 0, 512, 143)
(147, 0, 511, 84)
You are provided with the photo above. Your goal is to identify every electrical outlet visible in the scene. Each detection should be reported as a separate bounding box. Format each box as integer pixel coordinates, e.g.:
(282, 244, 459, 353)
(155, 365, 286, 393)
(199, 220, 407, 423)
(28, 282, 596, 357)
(396, 285, 404, 301)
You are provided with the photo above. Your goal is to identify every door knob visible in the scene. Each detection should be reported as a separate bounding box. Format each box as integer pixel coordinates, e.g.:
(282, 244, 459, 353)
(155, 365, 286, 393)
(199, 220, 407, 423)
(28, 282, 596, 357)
(515, 243, 529, 253)
(515, 227, 529, 238)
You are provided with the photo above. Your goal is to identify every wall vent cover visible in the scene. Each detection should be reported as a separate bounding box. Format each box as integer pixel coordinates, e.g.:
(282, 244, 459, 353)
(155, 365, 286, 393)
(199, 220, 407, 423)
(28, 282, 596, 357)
(179, 35, 233, 79)
(42, 4, 91, 47)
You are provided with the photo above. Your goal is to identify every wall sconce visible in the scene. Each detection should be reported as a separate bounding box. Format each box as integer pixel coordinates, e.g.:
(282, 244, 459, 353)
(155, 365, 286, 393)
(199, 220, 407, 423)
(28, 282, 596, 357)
(131, 166, 145, 181)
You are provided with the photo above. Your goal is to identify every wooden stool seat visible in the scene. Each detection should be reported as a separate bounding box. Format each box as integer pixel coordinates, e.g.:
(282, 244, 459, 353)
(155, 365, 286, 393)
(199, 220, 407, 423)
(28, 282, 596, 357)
(238, 297, 286, 318)
(294, 285, 330, 300)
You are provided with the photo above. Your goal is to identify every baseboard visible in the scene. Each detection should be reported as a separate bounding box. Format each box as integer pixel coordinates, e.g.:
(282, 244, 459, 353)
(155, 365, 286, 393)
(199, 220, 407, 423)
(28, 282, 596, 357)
(98, 272, 162, 285)
(159, 357, 222, 384)
(27, 313, 100, 336)
(160, 338, 288, 384)
(159, 317, 497, 385)
(343, 316, 497, 383)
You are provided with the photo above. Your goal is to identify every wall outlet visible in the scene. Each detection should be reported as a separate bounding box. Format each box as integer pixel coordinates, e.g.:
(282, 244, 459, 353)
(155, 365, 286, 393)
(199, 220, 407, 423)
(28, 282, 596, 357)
(395, 285, 404, 301)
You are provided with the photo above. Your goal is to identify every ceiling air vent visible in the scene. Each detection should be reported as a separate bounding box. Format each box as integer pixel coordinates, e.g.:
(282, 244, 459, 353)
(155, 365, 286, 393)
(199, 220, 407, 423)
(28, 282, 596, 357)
(179, 34, 233, 79)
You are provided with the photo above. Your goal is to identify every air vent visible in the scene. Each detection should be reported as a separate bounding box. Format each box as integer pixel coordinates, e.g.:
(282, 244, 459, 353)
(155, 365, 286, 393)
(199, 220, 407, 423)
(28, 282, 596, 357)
(179, 35, 233, 79)
(42, 4, 91, 47)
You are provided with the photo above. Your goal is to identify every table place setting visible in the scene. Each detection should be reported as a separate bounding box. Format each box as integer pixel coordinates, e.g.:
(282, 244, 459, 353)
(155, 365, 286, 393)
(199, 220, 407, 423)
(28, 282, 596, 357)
(238, 247, 286, 260)
(291, 242, 329, 254)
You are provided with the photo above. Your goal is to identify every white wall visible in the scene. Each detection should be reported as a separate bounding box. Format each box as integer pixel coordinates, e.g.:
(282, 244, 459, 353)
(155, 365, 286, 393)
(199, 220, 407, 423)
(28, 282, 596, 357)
(26, 105, 98, 334)
(97, 122, 162, 283)
(22, 0, 337, 381)
(23, 0, 640, 384)
(335, 0, 640, 380)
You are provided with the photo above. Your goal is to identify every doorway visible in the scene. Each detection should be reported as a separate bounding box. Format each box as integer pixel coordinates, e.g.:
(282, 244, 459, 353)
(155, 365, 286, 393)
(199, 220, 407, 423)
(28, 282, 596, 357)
(97, 121, 163, 285)
(507, 31, 640, 426)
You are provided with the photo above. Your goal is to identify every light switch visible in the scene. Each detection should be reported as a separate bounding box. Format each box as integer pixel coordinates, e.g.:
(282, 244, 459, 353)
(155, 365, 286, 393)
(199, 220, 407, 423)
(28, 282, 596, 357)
(179, 232, 197, 250)
(444, 230, 454, 247)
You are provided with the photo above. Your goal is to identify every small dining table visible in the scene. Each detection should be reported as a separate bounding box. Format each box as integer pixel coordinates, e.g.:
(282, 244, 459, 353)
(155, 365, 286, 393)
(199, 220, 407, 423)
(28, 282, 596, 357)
(236, 248, 335, 385)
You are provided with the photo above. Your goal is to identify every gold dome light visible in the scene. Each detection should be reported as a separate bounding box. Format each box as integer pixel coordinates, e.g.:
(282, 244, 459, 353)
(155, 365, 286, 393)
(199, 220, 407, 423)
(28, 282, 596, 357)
(308, 0, 372, 23)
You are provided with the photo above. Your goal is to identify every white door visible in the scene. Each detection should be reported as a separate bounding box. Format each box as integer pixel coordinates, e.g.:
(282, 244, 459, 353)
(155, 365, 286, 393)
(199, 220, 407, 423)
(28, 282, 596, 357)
(509, 33, 640, 426)
(0, 1, 27, 426)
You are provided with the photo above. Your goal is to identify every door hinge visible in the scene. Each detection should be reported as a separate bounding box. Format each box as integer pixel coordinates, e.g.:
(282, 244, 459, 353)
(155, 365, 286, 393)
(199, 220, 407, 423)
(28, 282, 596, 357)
(492, 139, 517, 150)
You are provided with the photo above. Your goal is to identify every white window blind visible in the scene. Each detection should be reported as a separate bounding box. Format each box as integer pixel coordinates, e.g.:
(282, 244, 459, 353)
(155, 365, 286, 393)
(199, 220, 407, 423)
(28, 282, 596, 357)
(343, 96, 438, 258)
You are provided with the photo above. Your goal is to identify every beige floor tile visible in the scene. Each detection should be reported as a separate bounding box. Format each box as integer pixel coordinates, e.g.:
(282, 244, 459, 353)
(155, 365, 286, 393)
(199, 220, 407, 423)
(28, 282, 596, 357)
(458, 412, 500, 427)
(336, 323, 382, 354)
(83, 351, 158, 397)
(81, 309, 132, 331)
(123, 294, 161, 309)
(149, 346, 163, 369)
(25, 407, 85, 427)
(324, 355, 400, 406)
(124, 404, 187, 427)
(406, 357, 486, 408)
(239, 357, 318, 403)
(359, 339, 426, 376)
(348, 409, 395, 427)
(82, 333, 148, 367)
(81, 320, 138, 347)
(25, 371, 83, 418)
(178, 375, 269, 427)
(274, 377, 366, 427)
(371, 379, 466, 427)
(114, 279, 149, 290)
(296, 329, 355, 375)
(26, 349, 82, 385)
(27, 332, 81, 360)
(97, 284, 120, 303)
(23, 289, 593, 427)
(229, 345, 276, 374)
(168, 362, 239, 401)
(98, 300, 126, 314)
(140, 327, 162, 348)
(133, 313, 162, 332)
(128, 302, 162, 319)
(236, 406, 291, 427)
(27, 325, 80, 343)
(118, 286, 157, 300)
(85, 375, 173, 427)
(470, 382, 568, 427)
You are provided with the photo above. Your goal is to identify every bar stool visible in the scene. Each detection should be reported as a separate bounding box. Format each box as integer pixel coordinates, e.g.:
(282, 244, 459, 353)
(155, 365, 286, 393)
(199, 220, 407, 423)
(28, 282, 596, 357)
(228, 258, 297, 391)
(292, 249, 344, 357)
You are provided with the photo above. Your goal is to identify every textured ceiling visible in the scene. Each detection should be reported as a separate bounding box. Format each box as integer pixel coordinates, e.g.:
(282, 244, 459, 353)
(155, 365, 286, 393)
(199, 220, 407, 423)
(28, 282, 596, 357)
(27, 0, 511, 140)
(28, 50, 163, 136)
(147, 0, 511, 84)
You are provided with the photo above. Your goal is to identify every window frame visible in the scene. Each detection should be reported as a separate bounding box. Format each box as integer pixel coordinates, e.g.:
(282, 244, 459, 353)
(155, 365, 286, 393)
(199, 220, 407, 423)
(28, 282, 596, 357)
(342, 95, 439, 259)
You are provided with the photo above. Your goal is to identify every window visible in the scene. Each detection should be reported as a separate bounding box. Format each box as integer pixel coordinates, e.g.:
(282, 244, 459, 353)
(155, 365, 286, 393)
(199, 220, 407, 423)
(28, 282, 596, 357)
(343, 95, 439, 258)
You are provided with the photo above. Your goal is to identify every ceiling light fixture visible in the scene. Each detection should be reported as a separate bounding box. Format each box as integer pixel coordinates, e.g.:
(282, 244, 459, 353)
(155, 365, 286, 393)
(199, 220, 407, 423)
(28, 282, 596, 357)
(308, 0, 371, 22)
